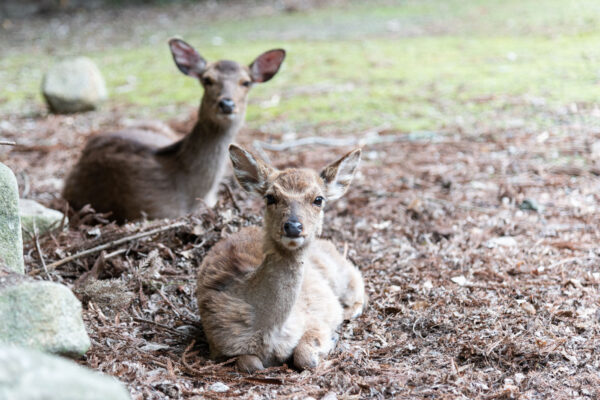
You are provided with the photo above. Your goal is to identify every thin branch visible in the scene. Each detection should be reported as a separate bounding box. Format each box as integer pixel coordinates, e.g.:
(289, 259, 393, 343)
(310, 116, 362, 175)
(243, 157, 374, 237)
(546, 256, 595, 270)
(46, 221, 186, 271)
(33, 221, 50, 280)
(222, 182, 240, 213)
(253, 130, 443, 152)
(158, 287, 181, 318)
(0, 141, 16, 146)
(133, 317, 193, 338)
(105, 248, 127, 259)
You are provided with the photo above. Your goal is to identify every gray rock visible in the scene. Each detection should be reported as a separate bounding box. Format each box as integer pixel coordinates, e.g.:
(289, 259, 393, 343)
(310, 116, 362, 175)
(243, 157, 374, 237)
(591, 141, 600, 159)
(485, 236, 518, 248)
(19, 199, 67, 240)
(42, 57, 107, 113)
(519, 198, 543, 213)
(0, 345, 131, 400)
(0, 163, 24, 274)
(0, 275, 90, 356)
(208, 382, 230, 393)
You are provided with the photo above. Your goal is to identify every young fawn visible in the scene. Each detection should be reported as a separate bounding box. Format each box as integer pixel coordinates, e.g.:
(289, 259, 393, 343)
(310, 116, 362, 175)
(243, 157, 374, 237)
(62, 39, 285, 222)
(197, 145, 366, 372)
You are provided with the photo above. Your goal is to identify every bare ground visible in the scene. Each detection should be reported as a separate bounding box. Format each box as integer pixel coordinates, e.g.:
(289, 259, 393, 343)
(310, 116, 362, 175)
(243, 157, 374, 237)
(0, 98, 599, 399)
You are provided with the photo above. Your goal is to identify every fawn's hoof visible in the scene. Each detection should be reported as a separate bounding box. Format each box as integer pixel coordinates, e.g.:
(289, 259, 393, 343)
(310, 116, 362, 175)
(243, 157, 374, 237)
(293, 346, 319, 370)
(237, 354, 264, 373)
(343, 300, 365, 320)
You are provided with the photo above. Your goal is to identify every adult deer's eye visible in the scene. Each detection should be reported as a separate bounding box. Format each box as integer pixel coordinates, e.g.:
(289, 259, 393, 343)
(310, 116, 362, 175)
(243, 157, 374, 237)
(202, 77, 214, 86)
(313, 196, 324, 207)
(265, 194, 277, 205)
(241, 80, 252, 87)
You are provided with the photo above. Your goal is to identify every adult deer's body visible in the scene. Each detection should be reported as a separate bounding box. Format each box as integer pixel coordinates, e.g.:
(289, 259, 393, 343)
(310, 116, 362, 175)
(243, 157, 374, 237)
(62, 39, 285, 222)
(197, 145, 365, 372)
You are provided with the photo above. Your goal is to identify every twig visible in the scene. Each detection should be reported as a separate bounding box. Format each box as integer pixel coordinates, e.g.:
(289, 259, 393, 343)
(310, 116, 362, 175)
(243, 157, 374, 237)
(222, 183, 240, 213)
(425, 196, 497, 214)
(73, 251, 106, 288)
(158, 287, 181, 318)
(133, 317, 193, 338)
(46, 221, 186, 271)
(105, 248, 127, 259)
(59, 201, 69, 232)
(412, 317, 424, 339)
(32, 221, 50, 280)
(30, 248, 125, 277)
(0, 141, 16, 146)
(253, 130, 442, 152)
(546, 256, 595, 270)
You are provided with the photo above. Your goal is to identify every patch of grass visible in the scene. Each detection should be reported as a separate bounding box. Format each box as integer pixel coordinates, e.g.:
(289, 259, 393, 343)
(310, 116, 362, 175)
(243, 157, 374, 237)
(1, 0, 600, 133)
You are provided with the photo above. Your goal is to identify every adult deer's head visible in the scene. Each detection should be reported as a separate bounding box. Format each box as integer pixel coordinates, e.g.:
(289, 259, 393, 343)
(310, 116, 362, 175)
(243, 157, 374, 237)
(169, 38, 285, 126)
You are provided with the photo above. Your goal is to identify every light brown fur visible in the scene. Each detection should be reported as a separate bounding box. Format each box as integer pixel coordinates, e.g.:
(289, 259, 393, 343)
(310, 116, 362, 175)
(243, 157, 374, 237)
(197, 145, 365, 372)
(62, 39, 285, 222)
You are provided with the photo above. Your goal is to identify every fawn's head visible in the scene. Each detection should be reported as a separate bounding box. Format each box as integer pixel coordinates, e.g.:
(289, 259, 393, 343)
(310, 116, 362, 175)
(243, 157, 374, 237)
(229, 145, 361, 252)
(169, 38, 285, 126)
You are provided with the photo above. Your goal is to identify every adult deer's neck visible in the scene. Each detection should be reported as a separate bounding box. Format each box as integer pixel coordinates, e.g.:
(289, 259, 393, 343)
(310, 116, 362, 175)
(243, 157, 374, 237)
(157, 100, 245, 208)
(244, 237, 309, 330)
(175, 102, 244, 169)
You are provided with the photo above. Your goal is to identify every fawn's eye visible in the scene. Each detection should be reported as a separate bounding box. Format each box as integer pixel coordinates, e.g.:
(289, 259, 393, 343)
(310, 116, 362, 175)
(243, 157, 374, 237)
(241, 80, 252, 87)
(202, 77, 214, 86)
(313, 196, 324, 207)
(265, 194, 277, 205)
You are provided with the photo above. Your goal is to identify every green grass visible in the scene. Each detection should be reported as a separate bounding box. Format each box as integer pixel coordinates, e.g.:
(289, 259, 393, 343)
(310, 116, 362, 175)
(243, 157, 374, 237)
(1, 0, 600, 133)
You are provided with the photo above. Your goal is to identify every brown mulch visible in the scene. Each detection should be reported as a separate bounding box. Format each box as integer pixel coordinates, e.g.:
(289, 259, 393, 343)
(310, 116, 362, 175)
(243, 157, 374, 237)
(1, 103, 599, 399)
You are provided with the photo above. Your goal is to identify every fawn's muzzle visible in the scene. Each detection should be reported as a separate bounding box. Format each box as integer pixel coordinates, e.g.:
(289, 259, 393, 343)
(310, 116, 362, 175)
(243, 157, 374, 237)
(218, 98, 235, 114)
(283, 220, 303, 238)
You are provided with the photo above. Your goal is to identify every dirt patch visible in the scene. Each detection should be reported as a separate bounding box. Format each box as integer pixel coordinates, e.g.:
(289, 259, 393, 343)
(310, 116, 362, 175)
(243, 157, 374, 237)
(1, 101, 598, 398)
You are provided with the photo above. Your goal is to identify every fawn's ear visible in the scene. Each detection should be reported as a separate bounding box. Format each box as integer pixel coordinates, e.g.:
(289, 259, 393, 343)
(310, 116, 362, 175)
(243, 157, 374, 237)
(320, 149, 361, 200)
(229, 145, 273, 195)
(249, 49, 286, 83)
(169, 38, 207, 78)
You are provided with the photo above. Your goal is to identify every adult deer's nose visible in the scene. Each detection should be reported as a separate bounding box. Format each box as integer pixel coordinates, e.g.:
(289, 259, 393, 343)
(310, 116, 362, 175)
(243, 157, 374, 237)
(283, 220, 303, 238)
(218, 98, 235, 114)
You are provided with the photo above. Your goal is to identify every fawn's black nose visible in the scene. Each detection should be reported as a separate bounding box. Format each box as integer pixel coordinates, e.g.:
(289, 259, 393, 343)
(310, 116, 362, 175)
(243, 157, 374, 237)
(218, 98, 235, 114)
(283, 220, 303, 238)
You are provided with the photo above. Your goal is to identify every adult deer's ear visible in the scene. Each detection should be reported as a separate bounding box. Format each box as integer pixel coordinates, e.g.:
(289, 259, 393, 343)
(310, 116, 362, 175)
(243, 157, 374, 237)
(249, 49, 286, 83)
(168, 38, 207, 78)
(229, 144, 274, 195)
(320, 149, 361, 200)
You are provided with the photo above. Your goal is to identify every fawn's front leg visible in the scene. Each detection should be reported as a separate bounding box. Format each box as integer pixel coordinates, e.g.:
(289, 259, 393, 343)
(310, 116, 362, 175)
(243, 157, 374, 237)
(340, 263, 367, 320)
(293, 327, 336, 370)
(237, 354, 264, 373)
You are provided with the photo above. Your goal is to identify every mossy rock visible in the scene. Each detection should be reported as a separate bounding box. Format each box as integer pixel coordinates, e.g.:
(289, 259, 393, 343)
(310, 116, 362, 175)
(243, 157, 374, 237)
(0, 345, 131, 400)
(0, 163, 24, 274)
(0, 272, 91, 356)
(19, 199, 67, 240)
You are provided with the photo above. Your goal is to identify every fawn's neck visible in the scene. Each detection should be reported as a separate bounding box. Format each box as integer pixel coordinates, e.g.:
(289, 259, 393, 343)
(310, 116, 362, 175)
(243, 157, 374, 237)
(244, 237, 309, 330)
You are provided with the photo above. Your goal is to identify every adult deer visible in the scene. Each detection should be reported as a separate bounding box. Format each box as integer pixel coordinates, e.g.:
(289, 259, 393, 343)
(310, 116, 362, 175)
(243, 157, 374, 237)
(197, 145, 366, 372)
(63, 39, 285, 222)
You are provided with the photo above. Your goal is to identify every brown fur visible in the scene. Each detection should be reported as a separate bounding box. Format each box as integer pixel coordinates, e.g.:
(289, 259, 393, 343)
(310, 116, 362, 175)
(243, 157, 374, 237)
(196, 145, 365, 372)
(62, 39, 285, 222)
